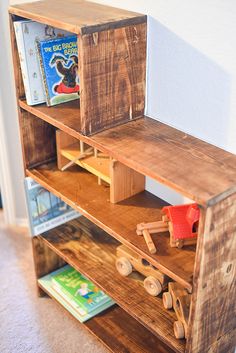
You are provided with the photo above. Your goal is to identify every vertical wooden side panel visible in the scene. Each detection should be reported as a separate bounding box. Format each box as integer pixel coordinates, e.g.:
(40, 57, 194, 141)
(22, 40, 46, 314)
(186, 195, 236, 353)
(21, 111, 57, 168)
(79, 22, 147, 135)
(110, 159, 145, 203)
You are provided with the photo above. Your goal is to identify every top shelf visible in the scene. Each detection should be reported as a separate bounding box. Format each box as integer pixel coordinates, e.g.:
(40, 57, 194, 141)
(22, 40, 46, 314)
(9, 0, 146, 34)
(20, 99, 236, 206)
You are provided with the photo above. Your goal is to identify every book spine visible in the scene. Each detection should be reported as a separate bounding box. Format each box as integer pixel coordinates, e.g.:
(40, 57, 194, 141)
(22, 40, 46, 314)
(35, 40, 51, 106)
(24, 177, 36, 236)
(14, 22, 33, 105)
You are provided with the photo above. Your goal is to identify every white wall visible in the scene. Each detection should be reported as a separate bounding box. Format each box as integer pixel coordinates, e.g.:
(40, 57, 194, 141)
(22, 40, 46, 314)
(1, 0, 236, 222)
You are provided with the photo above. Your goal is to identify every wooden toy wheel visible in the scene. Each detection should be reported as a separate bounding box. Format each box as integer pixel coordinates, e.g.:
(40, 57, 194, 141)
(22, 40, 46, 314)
(174, 320, 185, 339)
(163, 291, 173, 309)
(116, 257, 132, 276)
(144, 276, 162, 296)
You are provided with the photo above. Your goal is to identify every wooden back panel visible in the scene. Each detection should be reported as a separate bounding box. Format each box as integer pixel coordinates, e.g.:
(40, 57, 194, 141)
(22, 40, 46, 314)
(79, 22, 147, 135)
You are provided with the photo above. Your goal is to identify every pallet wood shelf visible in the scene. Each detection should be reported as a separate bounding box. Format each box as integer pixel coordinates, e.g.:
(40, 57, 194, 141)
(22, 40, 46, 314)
(10, 1, 236, 352)
(19, 98, 236, 206)
(26, 162, 195, 293)
(36, 216, 185, 353)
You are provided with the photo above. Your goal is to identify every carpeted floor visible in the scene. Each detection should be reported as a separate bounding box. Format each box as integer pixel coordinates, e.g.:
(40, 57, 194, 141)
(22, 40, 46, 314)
(0, 213, 108, 353)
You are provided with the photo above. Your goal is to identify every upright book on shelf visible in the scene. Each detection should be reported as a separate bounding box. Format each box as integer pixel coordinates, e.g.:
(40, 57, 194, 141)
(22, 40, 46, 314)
(13, 20, 69, 106)
(36, 35, 80, 106)
(25, 177, 79, 236)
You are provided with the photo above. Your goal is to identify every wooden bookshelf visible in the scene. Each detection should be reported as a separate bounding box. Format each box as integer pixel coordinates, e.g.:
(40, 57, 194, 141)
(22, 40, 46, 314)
(9, 1, 236, 353)
(26, 163, 195, 292)
(35, 216, 185, 352)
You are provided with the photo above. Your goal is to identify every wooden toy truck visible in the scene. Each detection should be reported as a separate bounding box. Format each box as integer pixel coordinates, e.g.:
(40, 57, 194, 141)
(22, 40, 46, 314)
(116, 245, 169, 296)
(163, 282, 191, 340)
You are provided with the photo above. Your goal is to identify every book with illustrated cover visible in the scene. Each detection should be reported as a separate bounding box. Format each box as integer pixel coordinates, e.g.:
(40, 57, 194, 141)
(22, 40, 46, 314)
(24, 177, 79, 236)
(51, 265, 112, 313)
(36, 35, 80, 106)
(38, 267, 115, 323)
(13, 20, 69, 106)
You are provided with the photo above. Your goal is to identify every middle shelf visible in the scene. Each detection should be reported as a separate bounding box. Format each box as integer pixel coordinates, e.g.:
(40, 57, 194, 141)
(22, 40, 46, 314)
(38, 216, 185, 353)
(27, 162, 195, 292)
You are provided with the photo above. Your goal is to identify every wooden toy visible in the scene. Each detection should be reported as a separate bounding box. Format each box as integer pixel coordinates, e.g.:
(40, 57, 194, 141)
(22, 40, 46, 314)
(163, 282, 191, 340)
(116, 245, 169, 296)
(136, 203, 200, 251)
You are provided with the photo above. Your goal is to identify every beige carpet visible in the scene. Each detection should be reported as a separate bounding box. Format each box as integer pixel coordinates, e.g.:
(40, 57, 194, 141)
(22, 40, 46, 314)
(0, 214, 107, 353)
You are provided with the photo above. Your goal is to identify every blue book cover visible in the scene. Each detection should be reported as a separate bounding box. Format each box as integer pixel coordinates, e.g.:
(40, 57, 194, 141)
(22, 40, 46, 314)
(24, 177, 79, 236)
(36, 35, 80, 106)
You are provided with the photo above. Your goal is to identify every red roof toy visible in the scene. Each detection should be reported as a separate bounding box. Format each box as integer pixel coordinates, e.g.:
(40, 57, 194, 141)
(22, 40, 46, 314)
(136, 203, 200, 252)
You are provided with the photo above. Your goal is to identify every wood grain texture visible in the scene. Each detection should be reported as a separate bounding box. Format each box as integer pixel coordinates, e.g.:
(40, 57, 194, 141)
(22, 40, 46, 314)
(9, 0, 146, 35)
(19, 101, 236, 206)
(110, 160, 145, 203)
(21, 111, 56, 168)
(187, 195, 236, 353)
(32, 237, 65, 296)
(26, 162, 195, 291)
(79, 23, 146, 135)
(56, 130, 78, 170)
(39, 216, 184, 352)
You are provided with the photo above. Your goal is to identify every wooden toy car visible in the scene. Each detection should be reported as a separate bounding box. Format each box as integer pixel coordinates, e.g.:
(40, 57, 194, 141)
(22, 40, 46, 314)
(116, 245, 169, 296)
(136, 203, 200, 253)
(162, 282, 191, 339)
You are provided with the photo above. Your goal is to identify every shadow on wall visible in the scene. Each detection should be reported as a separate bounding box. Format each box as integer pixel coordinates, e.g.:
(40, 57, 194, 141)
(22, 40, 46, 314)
(146, 17, 231, 151)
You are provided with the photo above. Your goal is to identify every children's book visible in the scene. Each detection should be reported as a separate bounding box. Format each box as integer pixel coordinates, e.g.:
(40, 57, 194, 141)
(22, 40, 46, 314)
(51, 265, 111, 313)
(14, 20, 69, 106)
(24, 177, 79, 236)
(36, 35, 80, 106)
(38, 267, 115, 323)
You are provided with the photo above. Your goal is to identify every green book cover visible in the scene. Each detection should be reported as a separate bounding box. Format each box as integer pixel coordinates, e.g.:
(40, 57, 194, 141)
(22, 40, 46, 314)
(51, 265, 111, 313)
(38, 270, 115, 323)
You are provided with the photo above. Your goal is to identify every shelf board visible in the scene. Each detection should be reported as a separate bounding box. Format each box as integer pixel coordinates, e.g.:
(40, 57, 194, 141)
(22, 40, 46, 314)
(26, 162, 195, 292)
(9, 0, 146, 35)
(61, 143, 111, 184)
(20, 99, 236, 206)
(39, 216, 184, 353)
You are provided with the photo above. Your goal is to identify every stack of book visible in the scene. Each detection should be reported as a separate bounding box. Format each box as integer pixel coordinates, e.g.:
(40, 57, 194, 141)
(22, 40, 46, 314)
(38, 265, 115, 322)
(14, 19, 80, 107)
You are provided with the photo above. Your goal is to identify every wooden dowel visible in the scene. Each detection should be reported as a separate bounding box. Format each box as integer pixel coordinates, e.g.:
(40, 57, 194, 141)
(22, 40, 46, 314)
(136, 227, 169, 236)
(142, 229, 157, 254)
(137, 221, 168, 232)
(80, 140, 84, 154)
(61, 147, 93, 171)
(94, 148, 98, 158)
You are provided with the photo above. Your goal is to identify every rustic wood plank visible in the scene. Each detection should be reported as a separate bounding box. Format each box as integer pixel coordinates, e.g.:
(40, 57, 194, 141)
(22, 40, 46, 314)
(79, 23, 146, 135)
(39, 217, 184, 352)
(9, 0, 146, 34)
(26, 162, 195, 292)
(187, 194, 236, 353)
(32, 237, 66, 297)
(110, 159, 145, 203)
(21, 111, 56, 168)
(19, 101, 236, 206)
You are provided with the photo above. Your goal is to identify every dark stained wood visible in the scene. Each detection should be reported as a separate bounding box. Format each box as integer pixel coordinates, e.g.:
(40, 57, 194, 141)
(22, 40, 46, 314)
(79, 23, 146, 135)
(37, 283, 175, 353)
(9, 0, 146, 35)
(26, 162, 195, 292)
(32, 237, 66, 296)
(20, 111, 56, 168)
(39, 216, 184, 352)
(19, 101, 236, 206)
(187, 194, 236, 353)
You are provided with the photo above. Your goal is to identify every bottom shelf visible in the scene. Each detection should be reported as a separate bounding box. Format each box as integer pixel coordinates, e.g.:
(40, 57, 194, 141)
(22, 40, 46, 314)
(38, 280, 174, 353)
